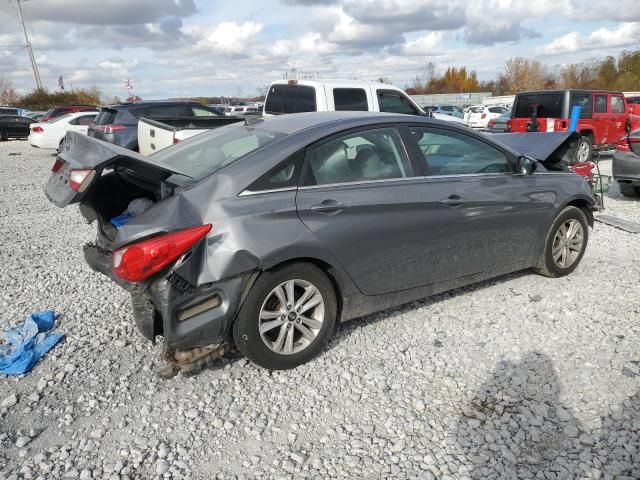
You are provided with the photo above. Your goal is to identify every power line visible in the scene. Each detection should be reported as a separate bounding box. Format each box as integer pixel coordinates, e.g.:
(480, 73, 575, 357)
(9, 0, 42, 89)
(0, 45, 27, 63)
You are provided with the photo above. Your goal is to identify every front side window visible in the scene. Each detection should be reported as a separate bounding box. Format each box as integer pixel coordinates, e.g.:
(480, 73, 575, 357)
(377, 91, 418, 115)
(407, 127, 510, 175)
(147, 104, 192, 117)
(594, 94, 607, 113)
(333, 88, 368, 111)
(610, 95, 625, 113)
(304, 127, 413, 186)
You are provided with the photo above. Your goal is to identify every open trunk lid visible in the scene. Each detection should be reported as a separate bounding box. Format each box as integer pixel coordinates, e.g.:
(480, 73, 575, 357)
(45, 131, 192, 208)
(491, 131, 582, 170)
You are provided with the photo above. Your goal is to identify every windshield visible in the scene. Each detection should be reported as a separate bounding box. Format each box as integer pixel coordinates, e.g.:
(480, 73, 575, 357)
(151, 123, 285, 181)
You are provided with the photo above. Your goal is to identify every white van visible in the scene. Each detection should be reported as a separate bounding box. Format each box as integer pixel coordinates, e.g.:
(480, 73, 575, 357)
(263, 79, 468, 126)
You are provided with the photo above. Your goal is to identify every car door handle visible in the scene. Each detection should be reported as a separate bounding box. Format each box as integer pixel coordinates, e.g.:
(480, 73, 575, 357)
(310, 200, 347, 215)
(440, 195, 466, 207)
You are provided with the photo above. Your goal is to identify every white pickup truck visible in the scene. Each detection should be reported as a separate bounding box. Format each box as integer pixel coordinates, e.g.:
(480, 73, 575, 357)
(263, 79, 468, 126)
(138, 116, 242, 156)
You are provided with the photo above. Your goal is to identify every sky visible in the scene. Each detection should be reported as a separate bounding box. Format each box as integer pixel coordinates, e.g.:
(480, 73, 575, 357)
(0, 0, 639, 100)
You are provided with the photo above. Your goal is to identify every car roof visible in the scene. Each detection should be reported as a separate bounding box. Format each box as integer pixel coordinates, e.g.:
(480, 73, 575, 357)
(270, 79, 404, 90)
(253, 111, 461, 135)
(104, 101, 204, 110)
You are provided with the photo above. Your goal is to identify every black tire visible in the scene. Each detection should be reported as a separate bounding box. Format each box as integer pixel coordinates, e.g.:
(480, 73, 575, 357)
(575, 135, 592, 164)
(618, 182, 640, 198)
(533, 206, 589, 278)
(233, 263, 338, 370)
(0, 129, 7, 141)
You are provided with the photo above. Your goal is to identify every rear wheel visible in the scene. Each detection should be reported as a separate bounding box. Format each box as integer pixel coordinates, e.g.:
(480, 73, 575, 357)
(575, 135, 592, 163)
(533, 206, 589, 277)
(618, 182, 640, 198)
(233, 263, 337, 370)
(0, 128, 7, 141)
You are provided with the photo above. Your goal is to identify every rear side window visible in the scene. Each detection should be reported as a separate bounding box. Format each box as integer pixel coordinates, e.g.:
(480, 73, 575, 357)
(192, 106, 216, 116)
(71, 115, 96, 126)
(488, 107, 507, 114)
(304, 127, 413, 186)
(377, 91, 418, 115)
(611, 95, 625, 113)
(594, 94, 607, 113)
(513, 92, 564, 118)
(569, 92, 592, 119)
(333, 88, 368, 111)
(265, 85, 317, 114)
(407, 127, 509, 176)
(247, 151, 304, 192)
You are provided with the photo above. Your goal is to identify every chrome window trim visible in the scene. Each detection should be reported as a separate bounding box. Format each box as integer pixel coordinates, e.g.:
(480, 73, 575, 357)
(425, 172, 510, 180)
(298, 175, 425, 190)
(239, 186, 298, 196)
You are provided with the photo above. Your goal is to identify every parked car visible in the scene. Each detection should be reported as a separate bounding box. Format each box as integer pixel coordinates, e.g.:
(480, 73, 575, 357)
(224, 105, 260, 116)
(138, 116, 243, 155)
(612, 128, 640, 197)
(486, 111, 512, 133)
(46, 112, 595, 371)
(468, 105, 509, 129)
(0, 106, 20, 116)
(0, 115, 37, 140)
(207, 104, 227, 115)
(28, 110, 98, 149)
(41, 105, 97, 123)
(88, 101, 221, 151)
(432, 105, 464, 118)
(509, 90, 639, 162)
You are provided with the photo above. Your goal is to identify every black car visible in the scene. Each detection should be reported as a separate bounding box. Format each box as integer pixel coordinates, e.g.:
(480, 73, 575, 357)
(0, 106, 20, 116)
(613, 128, 640, 197)
(0, 115, 36, 140)
(88, 101, 222, 151)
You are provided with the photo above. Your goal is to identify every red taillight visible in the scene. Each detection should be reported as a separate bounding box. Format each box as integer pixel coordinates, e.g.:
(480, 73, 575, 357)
(113, 224, 212, 282)
(51, 158, 64, 172)
(488, 120, 495, 127)
(31, 126, 44, 133)
(481, 113, 486, 119)
(94, 124, 126, 134)
(68, 169, 95, 192)
(506, 119, 512, 131)
(173, 136, 181, 144)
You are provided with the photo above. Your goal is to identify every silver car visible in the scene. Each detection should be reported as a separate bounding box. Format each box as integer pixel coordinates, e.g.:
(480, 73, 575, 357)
(45, 112, 596, 372)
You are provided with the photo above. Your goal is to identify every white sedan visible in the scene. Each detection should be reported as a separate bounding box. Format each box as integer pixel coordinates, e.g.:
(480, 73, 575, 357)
(467, 105, 509, 129)
(28, 111, 98, 149)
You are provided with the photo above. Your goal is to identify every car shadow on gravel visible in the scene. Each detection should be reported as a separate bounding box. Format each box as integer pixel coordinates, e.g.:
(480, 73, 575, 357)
(451, 352, 639, 479)
(331, 269, 532, 348)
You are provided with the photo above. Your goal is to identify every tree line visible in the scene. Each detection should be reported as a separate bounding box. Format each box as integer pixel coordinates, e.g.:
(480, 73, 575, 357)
(407, 49, 640, 95)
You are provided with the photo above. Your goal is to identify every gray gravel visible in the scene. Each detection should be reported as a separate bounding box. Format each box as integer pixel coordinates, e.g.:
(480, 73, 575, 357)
(0, 140, 638, 479)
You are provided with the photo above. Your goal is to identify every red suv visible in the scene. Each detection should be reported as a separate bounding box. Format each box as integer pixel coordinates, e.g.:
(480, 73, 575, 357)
(41, 105, 97, 123)
(509, 90, 634, 162)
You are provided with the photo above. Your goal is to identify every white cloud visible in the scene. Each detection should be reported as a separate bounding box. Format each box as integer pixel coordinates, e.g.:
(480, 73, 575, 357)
(400, 32, 444, 56)
(535, 22, 640, 56)
(182, 21, 264, 57)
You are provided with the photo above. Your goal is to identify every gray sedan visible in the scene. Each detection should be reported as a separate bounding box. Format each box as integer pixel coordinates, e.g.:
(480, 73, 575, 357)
(45, 112, 596, 371)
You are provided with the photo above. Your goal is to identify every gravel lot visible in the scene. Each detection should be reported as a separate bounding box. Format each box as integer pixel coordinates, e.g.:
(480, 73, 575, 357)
(0, 140, 638, 480)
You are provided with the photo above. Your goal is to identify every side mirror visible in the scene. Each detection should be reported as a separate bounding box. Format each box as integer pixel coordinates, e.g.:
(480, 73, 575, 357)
(516, 155, 537, 175)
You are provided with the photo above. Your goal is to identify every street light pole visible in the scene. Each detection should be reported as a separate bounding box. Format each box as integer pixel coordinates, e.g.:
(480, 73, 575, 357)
(14, 0, 43, 89)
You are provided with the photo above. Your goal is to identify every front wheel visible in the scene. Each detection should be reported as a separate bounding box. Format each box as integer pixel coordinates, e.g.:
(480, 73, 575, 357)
(533, 206, 589, 277)
(233, 263, 337, 370)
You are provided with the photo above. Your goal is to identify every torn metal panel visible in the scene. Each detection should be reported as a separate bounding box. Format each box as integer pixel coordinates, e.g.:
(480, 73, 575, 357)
(492, 131, 581, 169)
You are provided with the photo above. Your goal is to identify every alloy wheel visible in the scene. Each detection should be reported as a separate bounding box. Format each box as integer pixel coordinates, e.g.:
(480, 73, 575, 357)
(258, 279, 325, 355)
(577, 140, 590, 162)
(551, 219, 584, 268)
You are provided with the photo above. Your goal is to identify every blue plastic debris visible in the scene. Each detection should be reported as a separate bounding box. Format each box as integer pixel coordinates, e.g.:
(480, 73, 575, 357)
(0, 310, 65, 376)
(111, 213, 132, 229)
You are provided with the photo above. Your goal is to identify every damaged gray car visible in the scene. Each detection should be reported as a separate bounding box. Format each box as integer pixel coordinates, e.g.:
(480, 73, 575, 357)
(45, 112, 596, 372)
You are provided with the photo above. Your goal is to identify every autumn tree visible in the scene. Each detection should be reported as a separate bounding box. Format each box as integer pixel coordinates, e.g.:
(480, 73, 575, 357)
(0, 78, 20, 105)
(501, 57, 550, 93)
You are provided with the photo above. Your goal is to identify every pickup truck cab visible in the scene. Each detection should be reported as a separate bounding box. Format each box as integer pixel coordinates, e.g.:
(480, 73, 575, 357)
(264, 79, 426, 116)
(509, 90, 635, 162)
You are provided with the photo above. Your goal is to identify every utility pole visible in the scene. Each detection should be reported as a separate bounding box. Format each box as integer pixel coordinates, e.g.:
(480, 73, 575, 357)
(14, 0, 42, 89)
